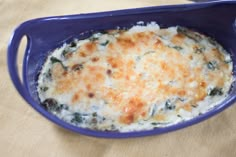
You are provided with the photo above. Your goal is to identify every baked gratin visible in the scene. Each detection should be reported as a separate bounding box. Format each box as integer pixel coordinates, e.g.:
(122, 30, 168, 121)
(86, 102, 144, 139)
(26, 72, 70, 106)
(37, 23, 233, 132)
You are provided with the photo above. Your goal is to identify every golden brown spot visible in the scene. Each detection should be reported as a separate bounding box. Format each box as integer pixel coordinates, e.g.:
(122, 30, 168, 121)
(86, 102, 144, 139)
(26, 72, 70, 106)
(216, 78, 225, 87)
(119, 114, 134, 125)
(86, 66, 105, 79)
(177, 64, 190, 77)
(91, 57, 99, 62)
(62, 71, 68, 76)
(127, 59, 134, 67)
(182, 104, 192, 112)
(195, 88, 206, 101)
(155, 114, 165, 121)
(153, 39, 163, 49)
(56, 78, 74, 93)
(72, 93, 80, 103)
(117, 37, 135, 49)
(194, 67, 202, 73)
(107, 43, 115, 51)
(86, 84, 91, 90)
(136, 32, 146, 38)
(133, 32, 152, 45)
(200, 81, 206, 88)
(127, 98, 144, 112)
(85, 42, 97, 52)
(171, 33, 185, 45)
(96, 73, 104, 81)
(106, 69, 112, 75)
(119, 97, 145, 124)
(107, 57, 123, 68)
(87, 66, 96, 72)
(125, 75, 130, 80)
(177, 90, 186, 96)
(141, 111, 147, 117)
(189, 55, 193, 60)
(148, 31, 155, 36)
(51, 63, 65, 80)
(105, 89, 122, 104)
(160, 61, 168, 70)
(112, 71, 123, 79)
(80, 51, 87, 57)
(88, 93, 94, 98)
(71, 64, 83, 71)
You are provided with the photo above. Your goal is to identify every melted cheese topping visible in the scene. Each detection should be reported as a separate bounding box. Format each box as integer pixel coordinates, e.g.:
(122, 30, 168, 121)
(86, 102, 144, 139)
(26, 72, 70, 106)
(37, 23, 233, 132)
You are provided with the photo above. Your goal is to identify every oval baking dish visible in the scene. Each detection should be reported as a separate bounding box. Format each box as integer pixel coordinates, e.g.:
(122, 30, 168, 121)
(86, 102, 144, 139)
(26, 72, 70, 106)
(8, 1, 236, 138)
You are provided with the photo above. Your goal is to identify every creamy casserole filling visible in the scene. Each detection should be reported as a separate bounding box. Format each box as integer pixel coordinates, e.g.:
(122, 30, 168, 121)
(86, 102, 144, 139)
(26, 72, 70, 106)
(37, 23, 233, 132)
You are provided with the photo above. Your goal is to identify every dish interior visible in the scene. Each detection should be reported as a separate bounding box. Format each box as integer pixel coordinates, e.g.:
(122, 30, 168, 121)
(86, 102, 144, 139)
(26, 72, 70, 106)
(36, 22, 233, 132)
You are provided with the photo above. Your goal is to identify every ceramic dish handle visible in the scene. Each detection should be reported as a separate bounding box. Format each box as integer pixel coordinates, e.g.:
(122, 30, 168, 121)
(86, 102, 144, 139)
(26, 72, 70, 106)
(7, 24, 32, 104)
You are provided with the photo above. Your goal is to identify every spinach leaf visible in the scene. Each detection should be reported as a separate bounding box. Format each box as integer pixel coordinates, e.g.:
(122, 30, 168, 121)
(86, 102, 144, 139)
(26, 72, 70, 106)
(165, 100, 175, 110)
(41, 98, 58, 111)
(92, 112, 97, 117)
(57, 104, 69, 111)
(71, 112, 83, 124)
(144, 51, 156, 55)
(40, 86, 48, 92)
(50, 57, 61, 64)
(89, 36, 99, 41)
(50, 57, 67, 70)
(207, 61, 218, 70)
(100, 40, 109, 46)
(207, 37, 219, 47)
(172, 46, 183, 51)
(151, 122, 161, 125)
(177, 26, 202, 42)
(208, 87, 223, 96)
(62, 50, 70, 57)
(70, 41, 77, 47)
(45, 69, 52, 79)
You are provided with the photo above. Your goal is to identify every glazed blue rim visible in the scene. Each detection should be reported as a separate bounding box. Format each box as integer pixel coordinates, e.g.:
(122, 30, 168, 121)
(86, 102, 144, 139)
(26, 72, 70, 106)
(7, 0, 236, 138)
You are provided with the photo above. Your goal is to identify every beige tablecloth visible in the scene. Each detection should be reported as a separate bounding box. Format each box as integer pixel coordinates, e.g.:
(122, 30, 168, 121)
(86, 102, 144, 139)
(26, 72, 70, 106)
(0, 0, 236, 156)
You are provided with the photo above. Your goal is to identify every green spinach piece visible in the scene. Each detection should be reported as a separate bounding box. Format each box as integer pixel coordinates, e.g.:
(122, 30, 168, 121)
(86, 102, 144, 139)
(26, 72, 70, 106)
(165, 100, 176, 110)
(45, 69, 52, 79)
(144, 51, 156, 55)
(172, 46, 183, 51)
(89, 36, 99, 41)
(208, 87, 223, 96)
(41, 98, 58, 111)
(207, 61, 218, 70)
(50, 57, 67, 70)
(40, 86, 48, 92)
(50, 57, 61, 64)
(100, 40, 109, 46)
(177, 26, 202, 42)
(71, 112, 83, 124)
(70, 41, 77, 47)
(62, 50, 70, 57)
(92, 112, 97, 117)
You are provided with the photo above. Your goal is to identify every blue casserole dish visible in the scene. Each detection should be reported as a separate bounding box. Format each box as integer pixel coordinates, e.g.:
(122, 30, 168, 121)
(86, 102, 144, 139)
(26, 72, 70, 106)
(8, 1, 236, 138)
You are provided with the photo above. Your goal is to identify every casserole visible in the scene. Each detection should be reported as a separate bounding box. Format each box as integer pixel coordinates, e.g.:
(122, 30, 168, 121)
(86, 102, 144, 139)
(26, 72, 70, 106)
(8, 1, 236, 138)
